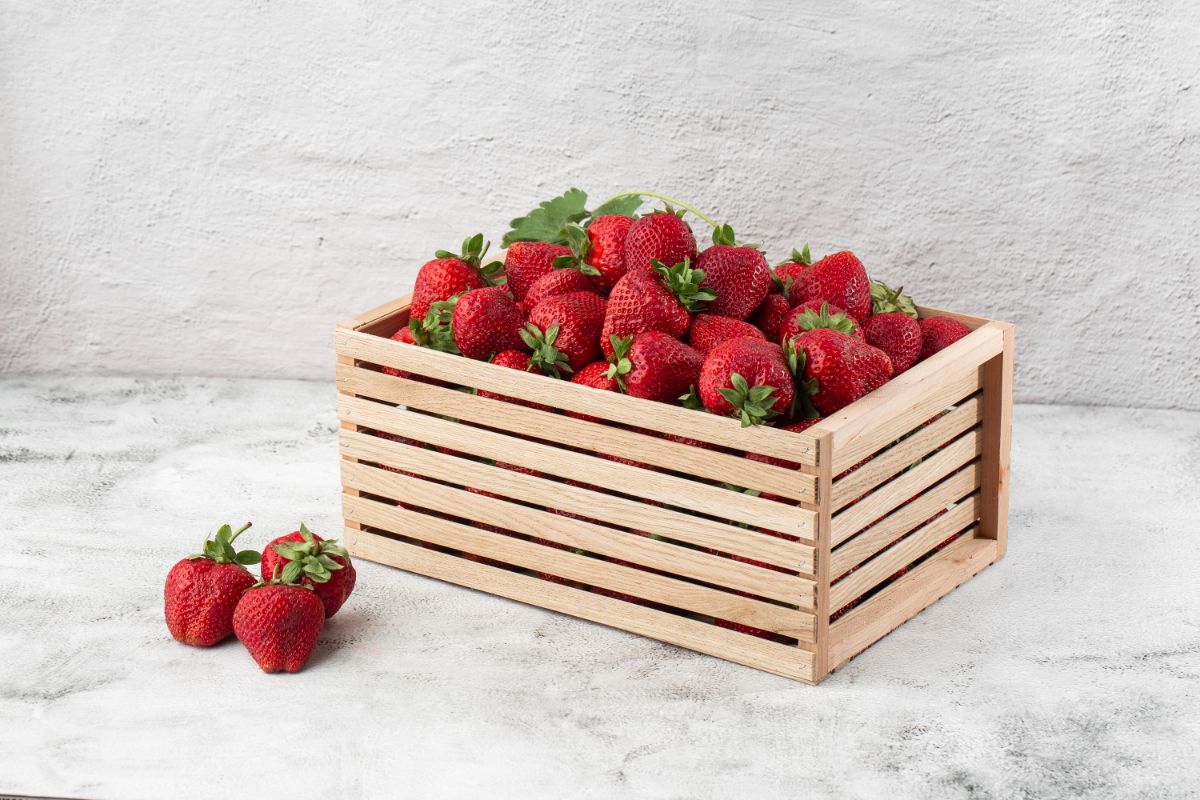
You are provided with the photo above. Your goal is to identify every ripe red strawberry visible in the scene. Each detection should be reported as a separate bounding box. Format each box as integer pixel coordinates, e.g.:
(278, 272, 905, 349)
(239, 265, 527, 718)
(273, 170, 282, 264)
(688, 313, 766, 355)
(698, 337, 795, 426)
(919, 316, 972, 359)
(870, 280, 918, 317)
(519, 267, 597, 313)
(623, 209, 697, 274)
(599, 260, 713, 357)
(503, 241, 571, 302)
(452, 287, 528, 360)
(789, 250, 872, 322)
(525, 291, 607, 372)
(410, 234, 501, 321)
(233, 578, 324, 673)
(771, 245, 813, 297)
(693, 225, 772, 320)
(749, 293, 791, 341)
(605, 332, 703, 403)
(583, 214, 634, 290)
(793, 328, 894, 415)
(779, 300, 863, 345)
(164, 521, 260, 647)
(863, 312, 923, 374)
(260, 524, 356, 619)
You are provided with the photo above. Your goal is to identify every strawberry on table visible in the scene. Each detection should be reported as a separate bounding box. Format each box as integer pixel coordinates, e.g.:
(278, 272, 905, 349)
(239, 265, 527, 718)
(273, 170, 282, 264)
(863, 312, 923, 374)
(778, 300, 864, 344)
(599, 259, 714, 357)
(694, 224, 772, 320)
(698, 337, 795, 426)
(919, 316, 972, 359)
(503, 241, 572, 302)
(688, 313, 766, 356)
(452, 286, 528, 360)
(260, 524, 356, 619)
(233, 571, 325, 673)
(164, 521, 260, 647)
(604, 332, 703, 403)
(792, 328, 894, 415)
(410, 233, 502, 321)
(623, 208, 697, 274)
(788, 250, 872, 322)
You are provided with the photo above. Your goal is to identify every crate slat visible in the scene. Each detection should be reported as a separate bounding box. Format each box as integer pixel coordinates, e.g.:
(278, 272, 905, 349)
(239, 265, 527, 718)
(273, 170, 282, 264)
(830, 498, 981, 609)
(337, 364, 818, 503)
(829, 535, 998, 669)
(347, 527, 816, 682)
(978, 322, 1015, 558)
(831, 394, 982, 511)
(335, 328, 819, 465)
(338, 395, 817, 539)
(339, 429, 815, 571)
(344, 496, 816, 640)
(831, 428, 982, 546)
(831, 464, 982, 577)
(341, 461, 815, 605)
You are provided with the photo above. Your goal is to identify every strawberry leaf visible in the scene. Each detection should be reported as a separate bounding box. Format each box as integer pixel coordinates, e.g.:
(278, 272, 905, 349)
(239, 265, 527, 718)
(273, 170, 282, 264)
(503, 188, 589, 247)
(235, 550, 261, 566)
(589, 194, 642, 219)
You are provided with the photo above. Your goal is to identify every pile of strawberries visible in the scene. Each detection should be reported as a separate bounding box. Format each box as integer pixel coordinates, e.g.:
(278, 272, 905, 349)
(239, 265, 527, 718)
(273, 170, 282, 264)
(163, 522, 356, 673)
(398, 188, 973, 427)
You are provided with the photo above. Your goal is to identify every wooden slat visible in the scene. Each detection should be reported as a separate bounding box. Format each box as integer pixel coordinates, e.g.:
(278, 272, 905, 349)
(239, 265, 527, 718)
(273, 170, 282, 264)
(829, 535, 998, 669)
(812, 430, 835, 682)
(339, 429, 815, 571)
(338, 394, 817, 539)
(831, 464, 982, 577)
(830, 501, 980, 609)
(344, 495, 816, 640)
(338, 364, 817, 503)
(832, 429, 981, 546)
(810, 325, 999, 473)
(348, 527, 816, 682)
(915, 304, 991, 330)
(335, 327, 818, 466)
(342, 460, 814, 606)
(831, 395, 983, 511)
(979, 321, 1015, 558)
(338, 293, 413, 338)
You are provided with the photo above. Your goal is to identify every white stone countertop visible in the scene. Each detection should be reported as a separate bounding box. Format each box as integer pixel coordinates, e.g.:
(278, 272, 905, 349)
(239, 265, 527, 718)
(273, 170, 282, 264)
(2, 375, 1198, 800)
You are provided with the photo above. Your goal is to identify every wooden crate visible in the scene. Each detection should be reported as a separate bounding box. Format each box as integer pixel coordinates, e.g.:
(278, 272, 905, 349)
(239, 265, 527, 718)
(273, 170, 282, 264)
(334, 293, 1013, 684)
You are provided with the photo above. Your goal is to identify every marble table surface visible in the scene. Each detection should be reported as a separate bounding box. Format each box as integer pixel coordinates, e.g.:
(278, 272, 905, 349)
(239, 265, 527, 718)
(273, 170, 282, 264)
(2, 375, 1198, 800)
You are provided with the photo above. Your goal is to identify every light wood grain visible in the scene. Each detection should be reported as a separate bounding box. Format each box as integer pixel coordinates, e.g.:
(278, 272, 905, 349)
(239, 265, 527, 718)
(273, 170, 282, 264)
(829, 535, 998, 669)
(344, 496, 816, 640)
(339, 428, 815, 571)
(978, 321, 1015, 558)
(831, 428, 982, 546)
(337, 293, 414, 338)
(342, 460, 815, 606)
(335, 327, 819, 465)
(831, 464, 982, 577)
(831, 394, 982, 512)
(337, 364, 818, 503)
(337, 394, 818, 539)
(830, 500, 981, 610)
(347, 527, 817, 681)
(914, 304, 991, 330)
(812, 430, 835, 682)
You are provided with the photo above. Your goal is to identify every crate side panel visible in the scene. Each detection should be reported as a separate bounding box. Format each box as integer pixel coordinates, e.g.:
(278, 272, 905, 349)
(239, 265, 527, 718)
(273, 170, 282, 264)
(978, 322, 1015, 557)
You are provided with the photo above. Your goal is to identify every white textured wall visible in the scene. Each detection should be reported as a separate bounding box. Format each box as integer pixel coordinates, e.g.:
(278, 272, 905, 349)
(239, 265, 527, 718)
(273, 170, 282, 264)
(2, 1, 1197, 409)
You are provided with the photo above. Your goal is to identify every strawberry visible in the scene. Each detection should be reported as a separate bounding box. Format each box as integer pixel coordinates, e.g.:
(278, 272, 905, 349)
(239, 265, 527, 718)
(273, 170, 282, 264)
(622, 209, 697, 274)
(772, 245, 813, 297)
(698, 337, 795, 426)
(863, 312, 923, 374)
(519, 268, 597, 314)
(232, 576, 325, 673)
(599, 259, 714, 357)
(778, 300, 863, 345)
(260, 524, 356, 619)
(567, 361, 619, 422)
(503, 241, 571, 302)
(919, 316, 972, 359)
(749, 293, 791, 341)
(688, 313, 766, 355)
(604, 332, 703, 403)
(410, 234, 501, 321)
(583, 214, 634, 290)
(693, 224, 772, 320)
(792, 329, 894, 415)
(870, 280, 918, 317)
(525, 291, 607, 372)
(164, 521, 260, 647)
(452, 287, 528, 360)
(788, 250, 872, 322)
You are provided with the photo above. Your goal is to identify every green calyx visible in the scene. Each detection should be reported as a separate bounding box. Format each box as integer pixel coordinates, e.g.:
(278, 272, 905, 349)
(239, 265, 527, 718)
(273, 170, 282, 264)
(519, 322, 573, 378)
(550, 223, 602, 278)
(502, 188, 643, 247)
(186, 521, 260, 567)
(435, 232, 503, 286)
(678, 385, 704, 410)
(603, 335, 633, 392)
(409, 296, 460, 354)
(870, 280, 917, 318)
(710, 223, 760, 250)
(717, 373, 780, 427)
(783, 340, 821, 420)
(789, 244, 813, 266)
(269, 523, 348, 586)
(651, 258, 717, 312)
(251, 562, 316, 591)
(793, 302, 858, 336)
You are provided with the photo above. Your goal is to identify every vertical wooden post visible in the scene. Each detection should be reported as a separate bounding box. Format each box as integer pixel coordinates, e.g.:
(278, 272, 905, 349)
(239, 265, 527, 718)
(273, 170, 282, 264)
(812, 430, 835, 682)
(978, 321, 1014, 558)
(337, 334, 364, 553)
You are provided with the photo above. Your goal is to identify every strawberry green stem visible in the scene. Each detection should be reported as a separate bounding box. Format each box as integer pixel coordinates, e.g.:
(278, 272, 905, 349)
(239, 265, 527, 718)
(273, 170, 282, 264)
(230, 521, 253, 542)
(597, 190, 719, 230)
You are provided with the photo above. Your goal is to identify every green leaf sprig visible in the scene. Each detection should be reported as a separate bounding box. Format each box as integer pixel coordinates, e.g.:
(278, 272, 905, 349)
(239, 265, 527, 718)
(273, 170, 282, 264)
(187, 522, 260, 567)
